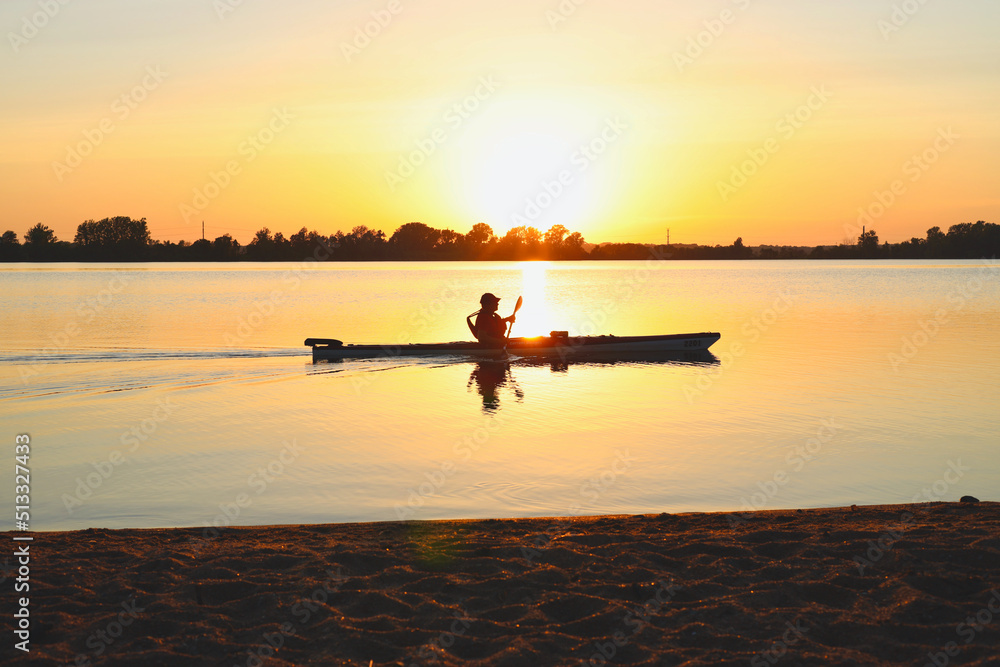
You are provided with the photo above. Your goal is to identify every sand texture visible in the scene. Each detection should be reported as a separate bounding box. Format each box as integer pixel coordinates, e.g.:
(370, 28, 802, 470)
(7, 503, 1000, 666)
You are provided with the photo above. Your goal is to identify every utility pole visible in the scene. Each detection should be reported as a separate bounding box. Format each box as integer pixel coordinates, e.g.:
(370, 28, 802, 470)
(667, 228, 670, 247)
(202, 221, 205, 241)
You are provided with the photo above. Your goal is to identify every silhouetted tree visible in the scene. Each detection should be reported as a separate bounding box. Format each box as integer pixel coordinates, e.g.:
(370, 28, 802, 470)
(497, 225, 542, 259)
(333, 225, 387, 260)
(74, 216, 151, 260)
(858, 228, 879, 256)
(288, 227, 337, 260)
(945, 220, 998, 258)
(212, 234, 241, 261)
(562, 231, 587, 259)
(590, 242, 655, 260)
(23, 223, 59, 260)
(24, 223, 57, 245)
(925, 226, 946, 257)
(731, 237, 752, 259)
(543, 224, 568, 256)
(466, 222, 495, 246)
(272, 232, 291, 260)
(188, 238, 213, 261)
(435, 229, 462, 258)
(463, 223, 496, 259)
(0, 230, 21, 261)
(3, 215, 995, 263)
(246, 227, 275, 261)
(389, 222, 440, 258)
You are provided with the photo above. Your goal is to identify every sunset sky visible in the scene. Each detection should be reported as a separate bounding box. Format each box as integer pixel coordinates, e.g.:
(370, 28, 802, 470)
(1, 0, 997, 246)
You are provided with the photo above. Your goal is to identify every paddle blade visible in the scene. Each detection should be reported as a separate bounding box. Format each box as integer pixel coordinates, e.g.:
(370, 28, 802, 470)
(513, 295, 523, 314)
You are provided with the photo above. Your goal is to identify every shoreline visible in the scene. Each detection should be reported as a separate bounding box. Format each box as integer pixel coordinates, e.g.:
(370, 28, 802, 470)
(8, 502, 1000, 666)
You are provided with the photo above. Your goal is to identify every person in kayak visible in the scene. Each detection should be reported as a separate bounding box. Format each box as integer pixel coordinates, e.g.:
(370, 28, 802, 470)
(467, 293, 516, 346)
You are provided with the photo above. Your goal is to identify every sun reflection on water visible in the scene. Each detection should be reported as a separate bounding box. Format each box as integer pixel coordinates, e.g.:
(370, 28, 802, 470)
(515, 261, 554, 336)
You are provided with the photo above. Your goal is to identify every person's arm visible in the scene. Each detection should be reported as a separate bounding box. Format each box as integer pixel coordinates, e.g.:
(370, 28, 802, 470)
(467, 314, 479, 340)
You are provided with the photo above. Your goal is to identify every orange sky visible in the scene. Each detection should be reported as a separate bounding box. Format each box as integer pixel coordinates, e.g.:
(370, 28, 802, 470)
(1, 0, 998, 246)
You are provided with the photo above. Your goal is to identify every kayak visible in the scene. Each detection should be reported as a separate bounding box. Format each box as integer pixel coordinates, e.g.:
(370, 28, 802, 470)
(305, 332, 721, 361)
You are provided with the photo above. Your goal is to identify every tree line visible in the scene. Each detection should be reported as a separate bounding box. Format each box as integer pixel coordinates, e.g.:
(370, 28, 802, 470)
(1, 217, 996, 262)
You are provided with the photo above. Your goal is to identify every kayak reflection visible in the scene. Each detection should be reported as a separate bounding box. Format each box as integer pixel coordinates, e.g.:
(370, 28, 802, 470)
(509, 349, 720, 368)
(465, 350, 719, 413)
(467, 361, 524, 414)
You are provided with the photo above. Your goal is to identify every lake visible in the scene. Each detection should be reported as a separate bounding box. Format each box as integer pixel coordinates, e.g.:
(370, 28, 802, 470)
(1, 259, 997, 533)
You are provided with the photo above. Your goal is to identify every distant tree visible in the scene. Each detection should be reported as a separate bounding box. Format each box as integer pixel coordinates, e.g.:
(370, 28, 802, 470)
(150, 239, 188, 261)
(497, 225, 542, 259)
(15, 213, 992, 263)
(924, 226, 946, 257)
(435, 229, 462, 256)
(334, 225, 386, 259)
(246, 227, 275, 260)
(945, 220, 998, 258)
(23, 223, 60, 260)
(563, 231, 587, 259)
(389, 222, 440, 257)
(543, 224, 569, 251)
(466, 222, 495, 246)
(895, 235, 925, 259)
(523, 226, 542, 247)
(463, 223, 496, 258)
(73, 216, 151, 260)
(438, 229, 461, 245)
(272, 232, 291, 260)
(289, 227, 311, 257)
(212, 234, 241, 261)
(857, 228, 879, 256)
(188, 238, 213, 260)
(590, 242, 651, 260)
(731, 236, 752, 259)
(0, 230, 21, 261)
(289, 227, 334, 260)
(24, 223, 57, 246)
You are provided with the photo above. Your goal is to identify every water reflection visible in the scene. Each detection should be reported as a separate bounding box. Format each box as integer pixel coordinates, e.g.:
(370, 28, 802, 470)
(465, 350, 718, 413)
(467, 361, 524, 413)
(510, 349, 720, 368)
(306, 350, 718, 414)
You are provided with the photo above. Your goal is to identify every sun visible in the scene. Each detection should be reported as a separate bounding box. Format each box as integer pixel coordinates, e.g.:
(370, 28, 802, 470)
(449, 96, 621, 237)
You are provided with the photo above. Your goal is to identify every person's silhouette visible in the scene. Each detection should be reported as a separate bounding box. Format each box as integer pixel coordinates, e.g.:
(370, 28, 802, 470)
(466, 293, 516, 347)
(467, 361, 523, 413)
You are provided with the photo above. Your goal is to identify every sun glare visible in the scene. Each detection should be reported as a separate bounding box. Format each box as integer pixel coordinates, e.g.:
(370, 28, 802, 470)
(513, 261, 553, 336)
(451, 98, 614, 237)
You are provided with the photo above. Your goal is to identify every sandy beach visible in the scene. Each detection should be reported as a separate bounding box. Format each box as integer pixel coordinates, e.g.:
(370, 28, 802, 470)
(8, 502, 999, 666)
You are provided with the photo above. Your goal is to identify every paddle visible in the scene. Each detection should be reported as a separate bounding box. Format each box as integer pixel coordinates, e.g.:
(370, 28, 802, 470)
(505, 296, 523, 343)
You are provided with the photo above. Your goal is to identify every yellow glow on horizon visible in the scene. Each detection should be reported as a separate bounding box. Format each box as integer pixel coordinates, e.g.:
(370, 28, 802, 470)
(451, 96, 625, 237)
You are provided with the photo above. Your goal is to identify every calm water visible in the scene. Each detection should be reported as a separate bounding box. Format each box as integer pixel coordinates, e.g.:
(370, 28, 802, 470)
(1, 260, 997, 532)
